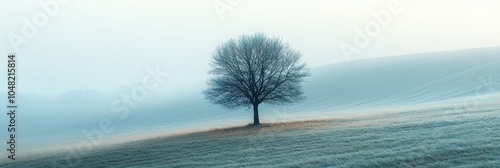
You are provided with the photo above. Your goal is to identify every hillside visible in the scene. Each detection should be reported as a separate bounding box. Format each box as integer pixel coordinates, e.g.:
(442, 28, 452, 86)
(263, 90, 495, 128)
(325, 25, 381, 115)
(2, 96, 499, 167)
(3, 47, 500, 158)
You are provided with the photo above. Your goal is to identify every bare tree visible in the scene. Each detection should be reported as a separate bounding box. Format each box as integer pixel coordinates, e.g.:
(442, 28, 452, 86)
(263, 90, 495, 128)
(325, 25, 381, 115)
(204, 33, 310, 125)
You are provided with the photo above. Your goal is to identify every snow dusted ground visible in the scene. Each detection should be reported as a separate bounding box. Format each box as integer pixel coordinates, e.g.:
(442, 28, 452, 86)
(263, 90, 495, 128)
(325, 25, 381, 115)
(1, 47, 499, 165)
(3, 93, 499, 167)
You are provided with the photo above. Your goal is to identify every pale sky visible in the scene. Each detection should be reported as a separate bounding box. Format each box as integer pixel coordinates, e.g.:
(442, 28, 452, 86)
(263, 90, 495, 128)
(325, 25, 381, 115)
(1, 0, 499, 95)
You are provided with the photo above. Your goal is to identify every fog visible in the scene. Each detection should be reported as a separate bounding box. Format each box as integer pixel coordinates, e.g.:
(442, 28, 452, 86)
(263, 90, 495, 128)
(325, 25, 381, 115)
(1, 0, 499, 95)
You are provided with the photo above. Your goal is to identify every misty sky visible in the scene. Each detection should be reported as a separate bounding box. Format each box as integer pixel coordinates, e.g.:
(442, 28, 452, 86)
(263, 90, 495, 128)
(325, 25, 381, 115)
(1, 0, 499, 95)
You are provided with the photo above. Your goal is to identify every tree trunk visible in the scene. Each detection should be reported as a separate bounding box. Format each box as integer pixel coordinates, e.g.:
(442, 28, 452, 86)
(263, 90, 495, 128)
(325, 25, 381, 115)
(253, 103, 260, 125)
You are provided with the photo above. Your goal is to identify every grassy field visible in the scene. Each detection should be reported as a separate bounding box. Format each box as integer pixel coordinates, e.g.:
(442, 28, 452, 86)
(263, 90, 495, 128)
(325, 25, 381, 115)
(3, 102, 500, 167)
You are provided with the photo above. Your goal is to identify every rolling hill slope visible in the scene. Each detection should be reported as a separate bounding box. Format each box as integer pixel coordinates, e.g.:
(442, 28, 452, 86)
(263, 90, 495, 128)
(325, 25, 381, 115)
(3, 47, 500, 157)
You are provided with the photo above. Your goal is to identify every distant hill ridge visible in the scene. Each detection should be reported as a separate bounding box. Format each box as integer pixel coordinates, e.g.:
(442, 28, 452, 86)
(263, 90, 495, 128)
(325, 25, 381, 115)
(299, 47, 500, 113)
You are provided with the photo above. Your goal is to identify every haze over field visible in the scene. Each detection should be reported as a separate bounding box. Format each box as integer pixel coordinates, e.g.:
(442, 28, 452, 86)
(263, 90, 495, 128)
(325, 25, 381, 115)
(0, 47, 499, 158)
(3, 82, 500, 167)
(1, 0, 500, 95)
(1, 1, 500, 166)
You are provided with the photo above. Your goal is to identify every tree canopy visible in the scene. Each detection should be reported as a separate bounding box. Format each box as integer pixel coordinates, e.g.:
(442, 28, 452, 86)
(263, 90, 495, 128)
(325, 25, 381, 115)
(204, 33, 310, 125)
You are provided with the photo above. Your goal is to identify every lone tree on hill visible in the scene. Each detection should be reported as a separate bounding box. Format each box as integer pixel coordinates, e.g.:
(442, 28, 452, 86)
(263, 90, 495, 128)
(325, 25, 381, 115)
(204, 33, 310, 125)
